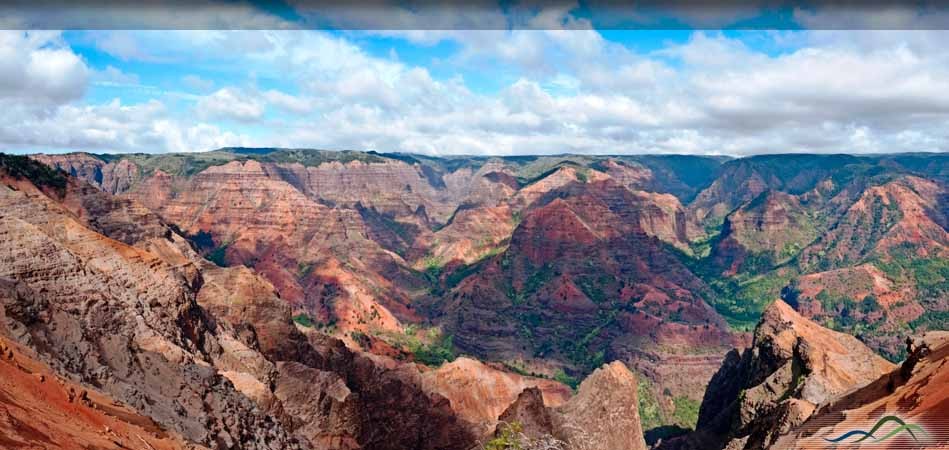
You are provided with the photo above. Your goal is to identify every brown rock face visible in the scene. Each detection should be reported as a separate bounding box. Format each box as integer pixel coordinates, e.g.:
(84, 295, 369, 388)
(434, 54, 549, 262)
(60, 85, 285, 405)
(33, 152, 139, 195)
(555, 361, 647, 450)
(126, 159, 422, 342)
(688, 300, 895, 450)
(784, 264, 925, 357)
(0, 169, 301, 449)
(496, 361, 648, 450)
(772, 332, 949, 449)
(421, 204, 515, 267)
(0, 334, 195, 450)
(1, 158, 482, 450)
(194, 247, 481, 450)
(419, 357, 571, 435)
(497, 387, 556, 440)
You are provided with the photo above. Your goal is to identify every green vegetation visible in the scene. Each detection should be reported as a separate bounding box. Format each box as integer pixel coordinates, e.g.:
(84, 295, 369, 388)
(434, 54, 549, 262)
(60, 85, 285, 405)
(671, 396, 701, 429)
(553, 369, 579, 390)
(0, 153, 68, 196)
(96, 148, 391, 181)
(441, 248, 507, 292)
(875, 246, 949, 300)
(297, 261, 314, 277)
(420, 254, 446, 286)
(259, 148, 386, 166)
(483, 422, 525, 450)
(576, 273, 613, 304)
(101, 150, 239, 178)
(910, 310, 949, 332)
(292, 313, 315, 328)
(421, 254, 445, 272)
(706, 271, 796, 331)
(206, 243, 229, 267)
(637, 376, 663, 431)
(380, 326, 457, 367)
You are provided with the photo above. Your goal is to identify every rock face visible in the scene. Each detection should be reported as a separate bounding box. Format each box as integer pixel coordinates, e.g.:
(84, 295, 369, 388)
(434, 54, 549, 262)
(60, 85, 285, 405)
(419, 357, 572, 435)
(0, 169, 301, 449)
(497, 361, 648, 450)
(687, 300, 895, 449)
(25, 149, 949, 440)
(772, 332, 949, 449)
(130, 159, 423, 344)
(710, 191, 817, 276)
(0, 334, 194, 450)
(0, 156, 482, 450)
(441, 179, 738, 410)
(799, 176, 949, 270)
(33, 152, 139, 194)
(687, 154, 864, 228)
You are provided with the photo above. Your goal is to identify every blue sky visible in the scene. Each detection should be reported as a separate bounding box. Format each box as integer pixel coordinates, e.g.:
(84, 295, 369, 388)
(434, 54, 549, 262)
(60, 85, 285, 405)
(2, 2, 949, 155)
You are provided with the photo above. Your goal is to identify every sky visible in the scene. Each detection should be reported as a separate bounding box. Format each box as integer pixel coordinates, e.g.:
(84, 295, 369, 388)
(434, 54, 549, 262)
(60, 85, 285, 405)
(2, 2, 949, 156)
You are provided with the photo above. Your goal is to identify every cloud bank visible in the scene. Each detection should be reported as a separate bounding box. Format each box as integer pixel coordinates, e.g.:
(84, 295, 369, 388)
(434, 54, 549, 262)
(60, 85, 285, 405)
(1, 10, 949, 155)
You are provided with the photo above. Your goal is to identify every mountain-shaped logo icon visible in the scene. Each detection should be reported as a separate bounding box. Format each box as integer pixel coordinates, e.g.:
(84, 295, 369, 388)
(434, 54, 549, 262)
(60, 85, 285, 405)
(824, 415, 930, 444)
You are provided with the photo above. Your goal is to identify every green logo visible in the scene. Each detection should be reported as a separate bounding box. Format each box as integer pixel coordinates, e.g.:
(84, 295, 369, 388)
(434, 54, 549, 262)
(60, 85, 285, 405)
(824, 415, 930, 444)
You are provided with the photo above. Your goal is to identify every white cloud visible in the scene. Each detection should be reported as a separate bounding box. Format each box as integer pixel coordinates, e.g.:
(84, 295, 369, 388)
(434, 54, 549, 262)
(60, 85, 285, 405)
(93, 65, 143, 88)
(196, 88, 266, 122)
(0, 31, 89, 104)
(0, 98, 250, 153)
(263, 90, 313, 114)
(5, 26, 949, 156)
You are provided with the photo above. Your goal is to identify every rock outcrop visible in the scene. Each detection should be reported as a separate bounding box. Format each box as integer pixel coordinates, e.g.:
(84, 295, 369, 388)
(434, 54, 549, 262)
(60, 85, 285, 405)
(0, 160, 303, 450)
(710, 191, 817, 276)
(683, 300, 895, 449)
(772, 332, 949, 449)
(0, 156, 482, 450)
(799, 176, 949, 270)
(0, 334, 196, 450)
(33, 152, 139, 194)
(418, 357, 572, 435)
(196, 262, 480, 450)
(496, 361, 648, 450)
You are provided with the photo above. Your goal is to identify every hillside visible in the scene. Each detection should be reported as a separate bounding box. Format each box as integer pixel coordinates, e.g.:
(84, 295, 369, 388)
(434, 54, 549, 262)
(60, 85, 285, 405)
(24, 149, 949, 436)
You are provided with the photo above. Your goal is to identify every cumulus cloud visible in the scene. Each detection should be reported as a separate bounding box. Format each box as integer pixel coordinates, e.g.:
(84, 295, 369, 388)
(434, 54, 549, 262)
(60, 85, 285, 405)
(0, 98, 250, 153)
(263, 90, 313, 114)
(0, 31, 89, 104)
(0, 31, 253, 153)
(196, 88, 266, 122)
(3, 23, 949, 156)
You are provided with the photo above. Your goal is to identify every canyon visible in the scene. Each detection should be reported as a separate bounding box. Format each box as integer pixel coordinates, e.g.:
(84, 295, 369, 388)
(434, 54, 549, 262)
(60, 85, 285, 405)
(0, 149, 945, 449)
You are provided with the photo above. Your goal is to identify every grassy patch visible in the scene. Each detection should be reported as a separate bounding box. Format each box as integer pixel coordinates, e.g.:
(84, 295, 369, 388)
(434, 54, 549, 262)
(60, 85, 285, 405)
(553, 369, 579, 390)
(380, 326, 457, 367)
(672, 396, 700, 429)
(706, 271, 795, 331)
(292, 314, 315, 328)
(638, 376, 663, 431)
